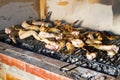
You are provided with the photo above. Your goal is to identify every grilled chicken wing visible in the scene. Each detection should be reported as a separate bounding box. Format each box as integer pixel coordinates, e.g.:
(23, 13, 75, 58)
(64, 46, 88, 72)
(18, 29, 41, 41)
(5, 27, 18, 43)
(71, 39, 84, 48)
(66, 42, 75, 54)
(32, 20, 51, 27)
(85, 39, 102, 45)
(91, 44, 119, 57)
(21, 21, 40, 31)
(41, 38, 59, 51)
(86, 51, 97, 60)
(5, 20, 120, 58)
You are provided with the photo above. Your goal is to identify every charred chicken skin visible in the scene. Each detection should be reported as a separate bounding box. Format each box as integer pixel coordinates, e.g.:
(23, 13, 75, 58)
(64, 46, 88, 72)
(5, 20, 120, 60)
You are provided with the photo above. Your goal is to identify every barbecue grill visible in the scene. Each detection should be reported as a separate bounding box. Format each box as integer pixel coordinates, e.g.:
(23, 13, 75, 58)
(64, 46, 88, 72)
(0, 35, 117, 80)
(0, 22, 120, 80)
(0, 0, 120, 80)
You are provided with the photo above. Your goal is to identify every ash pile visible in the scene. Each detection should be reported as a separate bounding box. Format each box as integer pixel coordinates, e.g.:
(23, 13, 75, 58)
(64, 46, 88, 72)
(1, 19, 120, 79)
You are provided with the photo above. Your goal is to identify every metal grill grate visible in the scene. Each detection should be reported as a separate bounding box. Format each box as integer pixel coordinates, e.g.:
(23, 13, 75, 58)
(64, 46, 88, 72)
(0, 31, 120, 77)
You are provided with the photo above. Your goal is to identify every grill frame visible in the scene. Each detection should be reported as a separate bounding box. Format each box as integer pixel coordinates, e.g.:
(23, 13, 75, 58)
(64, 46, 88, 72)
(1, 28, 120, 79)
(0, 40, 116, 80)
(1, 34, 120, 77)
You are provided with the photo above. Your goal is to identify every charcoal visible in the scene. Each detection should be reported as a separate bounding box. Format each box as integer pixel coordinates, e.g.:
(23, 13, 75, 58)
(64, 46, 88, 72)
(103, 66, 109, 75)
(45, 49, 53, 54)
(5, 38, 11, 42)
(109, 67, 118, 76)
(68, 56, 79, 63)
(81, 63, 88, 68)
(5, 38, 13, 44)
(1, 33, 120, 77)
(108, 67, 117, 76)
(98, 58, 104, 62)
(37, 48, 43, 53)
(96, 66, 102, 72)
(117, 67, 120, 75)
(92, 63, 98, 69)
(21, 43, 34, 51)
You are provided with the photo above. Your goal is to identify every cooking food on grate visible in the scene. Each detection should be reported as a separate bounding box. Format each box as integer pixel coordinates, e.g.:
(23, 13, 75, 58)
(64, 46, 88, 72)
(5, 26, 18, 43)
(5, 25, 41, 43)
(4, 20, 120, 60)
(91, 44, 119, 57)
(86, 51, 97, 60)
(71, 39, 84, 48)
(21, 21, 40, 31)
(65, 42, 75, 54)
(32, 20, 52, 27)
(18, 29, 41, 41)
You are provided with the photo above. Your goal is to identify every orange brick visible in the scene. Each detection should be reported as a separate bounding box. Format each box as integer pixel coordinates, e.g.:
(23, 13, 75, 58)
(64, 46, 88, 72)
(0, 53, 25, 70)
(25, 63, 47, 79)
(25, 63, 72, 80)
(0, 54, 72, 80)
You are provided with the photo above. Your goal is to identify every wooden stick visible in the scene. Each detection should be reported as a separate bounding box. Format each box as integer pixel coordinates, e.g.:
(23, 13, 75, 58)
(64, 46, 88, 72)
(40, 0, 47, 20)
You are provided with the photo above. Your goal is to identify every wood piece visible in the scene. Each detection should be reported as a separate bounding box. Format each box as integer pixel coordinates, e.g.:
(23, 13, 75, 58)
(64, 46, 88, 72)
(40, 0, 47, 20)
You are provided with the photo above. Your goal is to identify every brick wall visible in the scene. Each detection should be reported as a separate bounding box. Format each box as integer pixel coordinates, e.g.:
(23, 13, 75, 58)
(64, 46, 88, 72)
(0, 53, 72, 80)
(0, 62, 44, 80)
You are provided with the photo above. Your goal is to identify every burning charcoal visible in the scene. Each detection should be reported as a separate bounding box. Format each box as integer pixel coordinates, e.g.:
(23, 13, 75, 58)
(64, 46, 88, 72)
(5, 38, 12, 44)
(42, 48, 47, 54)
(95, 65, 101, 71)
(81, 63, 88, 68)
(89, 63, 94, 68)
(92, 63, 98, 69)
(37, 47, 44, 53)
(46, 49, 53, 54)
(117, 67, 120, 75)
(101, 58, 109, 64)
(21, 43, 34, 51)
(98, 58, 104, 62)
(108, 67, 118, 76)
(101, 66, 107, 73)
(51, 52, 62, 59)
(66, 56, 73, 63)
(102, 66, 116, 76)
(60, 54, 70, 62)
(70, 57, 79, 63)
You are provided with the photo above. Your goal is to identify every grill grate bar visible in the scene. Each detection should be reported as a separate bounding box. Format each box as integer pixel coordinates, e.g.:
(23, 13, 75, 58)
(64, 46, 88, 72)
(111, 38, 120, 46)
(0, 32, 120, 77)
(60, 60, 80, 72)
